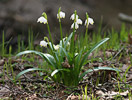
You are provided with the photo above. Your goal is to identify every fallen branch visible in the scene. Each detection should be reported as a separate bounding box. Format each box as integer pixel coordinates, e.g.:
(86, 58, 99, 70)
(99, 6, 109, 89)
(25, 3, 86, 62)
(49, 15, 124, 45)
(118, 13, 132, 23)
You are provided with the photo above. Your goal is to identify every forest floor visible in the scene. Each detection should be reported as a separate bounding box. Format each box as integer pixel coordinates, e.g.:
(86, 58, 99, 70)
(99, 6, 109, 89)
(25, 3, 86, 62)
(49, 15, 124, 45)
(0, 43, 132, 100)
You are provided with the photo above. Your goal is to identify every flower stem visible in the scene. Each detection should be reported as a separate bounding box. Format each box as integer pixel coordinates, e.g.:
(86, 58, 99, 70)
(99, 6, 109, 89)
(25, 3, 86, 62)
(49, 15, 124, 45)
(85, 26, 88, 35)
(46, 23, 59, 63)
(46, 23, 55, 50)
(70, 10, 77, 58)
(59, 21, 64, 47)
(85, 26, 88, 45)
(70, 25, 75, 56)
(85, 13, 89, 46)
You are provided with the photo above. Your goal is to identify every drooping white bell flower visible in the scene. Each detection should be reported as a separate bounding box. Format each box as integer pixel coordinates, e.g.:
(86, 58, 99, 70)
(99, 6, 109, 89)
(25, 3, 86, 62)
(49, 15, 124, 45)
(76, 19, 83, 25)
(53, 45, 60, 50)
(70, 14, 79, 20)
(71, 22, 79, 29)
(85, 18, 94, 26)
(57, 11, 65, 19)
(37, 16, 47, 24)
(40, 40, 48, 47)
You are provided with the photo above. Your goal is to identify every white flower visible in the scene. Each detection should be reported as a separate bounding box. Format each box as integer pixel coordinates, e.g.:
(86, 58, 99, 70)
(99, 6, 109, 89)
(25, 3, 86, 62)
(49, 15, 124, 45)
(37, 16, 47, 24)
(76, 19, 82, 25)
(57, 11, 65, 19)
(40, 40, 48, 47)
(62, 37, 67, 41)
(75, 53, 78, 56)
(85, 18, 94, 26)
(54, 45, 60, 50)
(62, 37, 70, 45)
(70, 14, 79, 20)
(71, 22, 79, 29)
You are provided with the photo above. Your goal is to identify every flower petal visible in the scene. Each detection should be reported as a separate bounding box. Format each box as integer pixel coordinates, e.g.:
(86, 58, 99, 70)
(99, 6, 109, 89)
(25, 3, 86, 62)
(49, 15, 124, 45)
(85, 17, 94, 26)
(85, 18, 94, 27)
(70, 14, 79, 20)
(84, 19, 87, 26)
(71, 22, 79, 29)
(54, 45, 60, 50)
(77, 19, 82, 25)
(37, 17, 47, 24)
(40, 40, 48, 47)
(88, 18, 94, 25)
(57, 11, 65, 19)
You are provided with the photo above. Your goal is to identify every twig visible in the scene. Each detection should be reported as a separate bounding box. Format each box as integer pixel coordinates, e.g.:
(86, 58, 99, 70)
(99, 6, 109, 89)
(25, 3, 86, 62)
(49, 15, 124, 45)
(0, 79, 54, 84)
(103, 80, 132, 86)
(108, 46, 125, 66)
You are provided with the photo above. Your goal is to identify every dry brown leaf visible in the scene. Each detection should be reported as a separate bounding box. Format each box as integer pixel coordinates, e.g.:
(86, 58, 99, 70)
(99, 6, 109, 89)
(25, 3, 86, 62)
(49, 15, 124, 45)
(96, 90, 129, 99)
(96, 90, 105, 96)
(122, 64, 129, 72)
(128, 33, 132, 44)
(66, 94, 90, 100)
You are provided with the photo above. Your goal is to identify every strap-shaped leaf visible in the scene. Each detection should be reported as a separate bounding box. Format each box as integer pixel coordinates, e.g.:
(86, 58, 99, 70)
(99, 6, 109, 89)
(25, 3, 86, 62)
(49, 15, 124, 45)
(80, 38, 109, 69)
(16, 68, 46, 80)
(16, 50, 44, 58)
(51, 69, 70, 77)
(79, 66, 121, 81)
(59, 32, 73, 48)
(60, 46, 71, 61)
(64, 32, 73, 48)
(59, 32, 73, 56)
(41, 53, 56, 67)
(75, 50, 83, 70)
(16, 50, 56, 67)
(48, 42, 54, 50)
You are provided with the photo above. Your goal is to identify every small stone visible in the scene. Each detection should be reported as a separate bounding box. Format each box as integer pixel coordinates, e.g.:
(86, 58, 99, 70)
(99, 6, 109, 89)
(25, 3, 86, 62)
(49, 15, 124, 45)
(0, 59, 5, 66)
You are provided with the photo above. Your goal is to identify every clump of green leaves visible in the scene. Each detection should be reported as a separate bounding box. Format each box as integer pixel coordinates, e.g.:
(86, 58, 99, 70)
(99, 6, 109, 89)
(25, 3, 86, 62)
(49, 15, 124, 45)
(16, 7, 120, 86)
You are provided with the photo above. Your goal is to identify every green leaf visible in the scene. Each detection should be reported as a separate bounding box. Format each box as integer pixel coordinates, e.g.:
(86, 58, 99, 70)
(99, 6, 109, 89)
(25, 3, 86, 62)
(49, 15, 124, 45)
(80, 38, 109, 69)
(16, 50, 56, 67)
(59, 32, 73, 48)
(48, 42, 54, 50)
(51, 69, 70, 77)
(79, 66, 121, 81)
(16, 50, 44, 58)
(64, 32, 73, 48)
(60, 46, 70, 61)
(16, 68, 46, 80)
(75, 50, 83, 71)
(41, 53, 56, 67)
(59, 32, 73, 58)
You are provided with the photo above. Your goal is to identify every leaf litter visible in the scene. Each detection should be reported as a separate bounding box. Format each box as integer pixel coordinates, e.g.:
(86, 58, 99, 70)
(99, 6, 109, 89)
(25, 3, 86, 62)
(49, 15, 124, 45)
(0, 45, 132, 100)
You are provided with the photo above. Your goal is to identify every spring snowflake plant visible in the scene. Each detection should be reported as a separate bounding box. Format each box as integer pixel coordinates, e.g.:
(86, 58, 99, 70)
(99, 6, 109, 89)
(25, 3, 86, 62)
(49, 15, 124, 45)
(16, 8, 120, 86)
